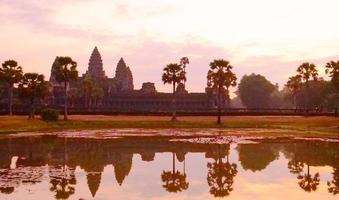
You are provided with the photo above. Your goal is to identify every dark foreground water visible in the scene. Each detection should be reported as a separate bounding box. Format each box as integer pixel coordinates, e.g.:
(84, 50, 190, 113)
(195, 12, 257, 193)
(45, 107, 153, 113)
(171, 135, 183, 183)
(0, 135, 338, 200)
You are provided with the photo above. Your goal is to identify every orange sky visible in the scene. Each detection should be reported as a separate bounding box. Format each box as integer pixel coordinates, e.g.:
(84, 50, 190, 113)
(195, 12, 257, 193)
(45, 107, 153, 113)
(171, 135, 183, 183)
(1, 0, 339, 92)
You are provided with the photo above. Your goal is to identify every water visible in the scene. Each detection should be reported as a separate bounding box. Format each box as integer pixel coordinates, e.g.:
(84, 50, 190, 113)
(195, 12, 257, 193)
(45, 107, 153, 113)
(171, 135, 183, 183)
(0, 135, 338, 200)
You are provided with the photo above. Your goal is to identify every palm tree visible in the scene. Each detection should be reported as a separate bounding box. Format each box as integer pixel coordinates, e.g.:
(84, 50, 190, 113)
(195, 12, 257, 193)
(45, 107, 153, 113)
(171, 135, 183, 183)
(296, 63, 318, 112)
(325, 60, 339, 116)
(0, 60, 23, 115)
(180, 57, 189, 88)
(162, 63, 186, 121)
(286, 75, 302, 108)
(92, 87, 104, 107)
(53, 57, 78, 120)
(82, 78, 95, 108)
(18, 73, 49, 119)
(207, 59, 237, 124)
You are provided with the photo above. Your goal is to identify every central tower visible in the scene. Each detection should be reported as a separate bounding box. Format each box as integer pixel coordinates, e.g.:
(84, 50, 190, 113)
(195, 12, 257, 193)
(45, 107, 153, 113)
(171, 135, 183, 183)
(85, 46, 106, 80)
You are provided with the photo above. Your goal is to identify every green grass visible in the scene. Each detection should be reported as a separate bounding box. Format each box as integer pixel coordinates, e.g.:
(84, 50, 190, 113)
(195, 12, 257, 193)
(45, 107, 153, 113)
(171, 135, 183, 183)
(0, 115, 338, 137)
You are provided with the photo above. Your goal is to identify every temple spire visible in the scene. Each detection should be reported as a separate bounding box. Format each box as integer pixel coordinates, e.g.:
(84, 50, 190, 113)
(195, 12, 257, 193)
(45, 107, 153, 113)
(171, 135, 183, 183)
(86, 46, 106, 79)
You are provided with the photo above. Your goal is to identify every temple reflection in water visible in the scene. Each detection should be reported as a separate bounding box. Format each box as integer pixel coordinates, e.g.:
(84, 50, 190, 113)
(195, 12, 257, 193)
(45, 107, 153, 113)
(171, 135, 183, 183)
(0, 136, 338, 199)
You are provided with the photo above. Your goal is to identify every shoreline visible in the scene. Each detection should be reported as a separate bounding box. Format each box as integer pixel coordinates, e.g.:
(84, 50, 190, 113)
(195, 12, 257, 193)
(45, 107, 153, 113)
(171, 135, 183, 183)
(0, 115, 338, 137)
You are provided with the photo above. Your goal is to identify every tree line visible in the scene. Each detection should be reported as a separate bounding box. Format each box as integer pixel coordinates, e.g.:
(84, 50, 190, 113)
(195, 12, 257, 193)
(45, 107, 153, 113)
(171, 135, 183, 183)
(164, 58, 338, 123)
(0, 56, 338, 122)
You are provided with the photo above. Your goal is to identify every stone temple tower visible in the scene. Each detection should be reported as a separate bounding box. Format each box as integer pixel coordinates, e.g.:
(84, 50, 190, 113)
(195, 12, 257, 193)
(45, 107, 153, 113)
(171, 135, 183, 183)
(85, 46, 106, 80)
(114, 58, 134, 92)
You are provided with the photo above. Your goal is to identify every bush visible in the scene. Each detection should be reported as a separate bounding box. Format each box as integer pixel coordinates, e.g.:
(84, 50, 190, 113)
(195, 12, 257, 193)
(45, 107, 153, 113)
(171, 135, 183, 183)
(41, 108, 59, 121)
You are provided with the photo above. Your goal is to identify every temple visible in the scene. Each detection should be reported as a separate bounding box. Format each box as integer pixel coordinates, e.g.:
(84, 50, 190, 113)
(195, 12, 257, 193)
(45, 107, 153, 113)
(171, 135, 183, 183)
(49, 47, 215, 111)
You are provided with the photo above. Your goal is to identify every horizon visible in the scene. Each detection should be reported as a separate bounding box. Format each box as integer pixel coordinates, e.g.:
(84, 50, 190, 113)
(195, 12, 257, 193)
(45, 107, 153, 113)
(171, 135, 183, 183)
(1, 0, 339, 93)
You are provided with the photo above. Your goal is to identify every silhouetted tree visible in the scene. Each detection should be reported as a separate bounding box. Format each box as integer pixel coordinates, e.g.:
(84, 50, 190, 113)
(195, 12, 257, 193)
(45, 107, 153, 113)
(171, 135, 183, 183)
(296, 63, 318, 111)
(52, 57, 78, 120)
(0, 60, 23, 115)
(180, 57, 189, 88)
(325, 60, 339, 115)
(162, 63, 186, 121)
(18, 73, 49, 119)
(286, 75, 302, 108)
(81, 77, 104, 108)
(207, 59, 237, 124)
(328, 167, 339, 195)
(161, 153, 189, 193)
(238, 73, 275, 109)
(297, 164, 320, 192)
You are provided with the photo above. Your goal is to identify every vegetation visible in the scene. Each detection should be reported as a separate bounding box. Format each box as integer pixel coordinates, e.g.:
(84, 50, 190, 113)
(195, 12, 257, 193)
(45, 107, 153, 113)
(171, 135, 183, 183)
(286, 75, 302, 108)
(52, 57, 78, 120)
(18, 73, 49, 119)
(325, 60, 339, 115)
(207, 59, 237, 124)
(41, 108, 59, 121)
(238, 73, 275, 108)
(81, 77, 104, 109)
(0, 56, 337, 120)
(180, 57, 189, 88)
(296, 63, 319, 110)
(0, 116, 337, 136)
(0, 60, 23, 115)
(162, 63, 186, 121)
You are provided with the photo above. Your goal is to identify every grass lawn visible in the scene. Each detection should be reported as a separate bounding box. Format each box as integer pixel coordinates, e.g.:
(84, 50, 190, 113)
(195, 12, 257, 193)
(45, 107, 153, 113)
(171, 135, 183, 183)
(0, 115, 338, 137)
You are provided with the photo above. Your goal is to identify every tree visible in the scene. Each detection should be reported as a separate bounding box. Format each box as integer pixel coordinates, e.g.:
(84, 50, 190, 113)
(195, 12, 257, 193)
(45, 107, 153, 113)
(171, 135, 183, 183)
(0, 60, 23, 115)
(52, 57, 78, 120)
(325, 60, 339, 116)
(296, 63, 318, 111)
(81, 77, 105, 108)
(207, 59, 237, 124)
(162, 63, 186, 121)
(294, 79, 333, 111)
(180, 57, 189, 88)
(18, 73, 49, 119)
(161, 153, 189, 193)
(238, 73, 275, 109)
(81, 78, 96, 108)
(286, 75, 302, 108)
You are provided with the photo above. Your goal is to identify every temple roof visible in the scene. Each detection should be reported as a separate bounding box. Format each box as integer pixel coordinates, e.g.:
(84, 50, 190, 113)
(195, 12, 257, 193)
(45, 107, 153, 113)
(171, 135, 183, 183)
(89, 46, 102, 63)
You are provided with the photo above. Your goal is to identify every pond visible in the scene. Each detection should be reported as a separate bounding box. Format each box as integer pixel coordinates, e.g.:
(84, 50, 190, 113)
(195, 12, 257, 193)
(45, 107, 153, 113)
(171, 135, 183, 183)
(0, 135, 338, 199)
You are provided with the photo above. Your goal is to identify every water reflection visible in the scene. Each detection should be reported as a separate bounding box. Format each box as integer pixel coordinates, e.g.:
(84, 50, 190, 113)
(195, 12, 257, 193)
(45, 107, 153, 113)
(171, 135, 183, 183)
(206, 144, 237, 197)
(161, 153, 189, 193)
(0, 136, 338, 199)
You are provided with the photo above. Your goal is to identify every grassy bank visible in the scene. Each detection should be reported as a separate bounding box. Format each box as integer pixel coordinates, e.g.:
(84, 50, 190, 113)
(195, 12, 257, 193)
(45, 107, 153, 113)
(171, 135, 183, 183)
(0, 115, 338, 137)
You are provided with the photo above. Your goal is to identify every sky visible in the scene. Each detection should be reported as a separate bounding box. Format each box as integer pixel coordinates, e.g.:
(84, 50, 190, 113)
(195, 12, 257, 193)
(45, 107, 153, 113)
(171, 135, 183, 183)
(1, 0, 339, 93)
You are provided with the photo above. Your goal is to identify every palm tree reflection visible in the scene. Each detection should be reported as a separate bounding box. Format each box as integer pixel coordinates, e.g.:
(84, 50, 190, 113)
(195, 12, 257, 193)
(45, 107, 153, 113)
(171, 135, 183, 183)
(328, 167, 339, 195)
(161, 152, 189, 193)
(0, 187, 14, 194)
(297, 164, 320, 192)
(49, 166, 76, 200)
(207, 144, 237, 197)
